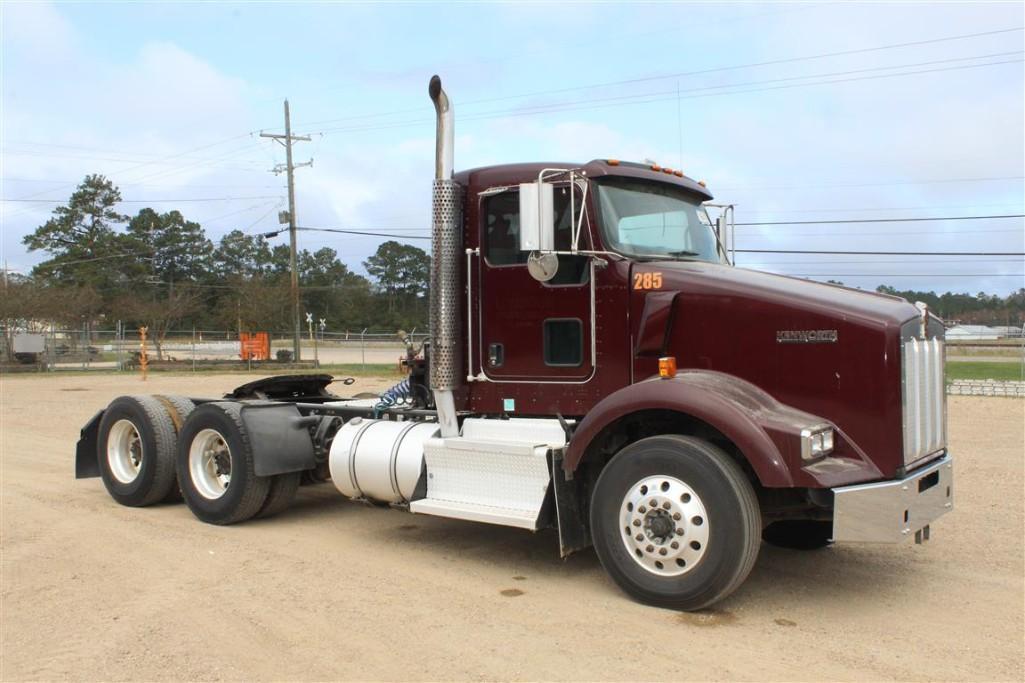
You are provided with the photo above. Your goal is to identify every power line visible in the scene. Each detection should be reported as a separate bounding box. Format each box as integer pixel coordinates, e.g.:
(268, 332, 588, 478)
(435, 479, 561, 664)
(311, 54, 1023, 136)
(295, 227, 431, 241)
(719, 176, 1025, 191)
(294, 26, 1024, 129)
(737, 249, 1025, 256)
(779, 270, 1020, 276)
(2, 195, 284, 203)
(736, 213, 1025, 226)
(461, 26, 1025, 108)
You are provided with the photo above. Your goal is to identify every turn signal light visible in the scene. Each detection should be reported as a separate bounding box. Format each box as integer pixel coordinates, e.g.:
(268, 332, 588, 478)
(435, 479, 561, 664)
(658, 356, 677, 379)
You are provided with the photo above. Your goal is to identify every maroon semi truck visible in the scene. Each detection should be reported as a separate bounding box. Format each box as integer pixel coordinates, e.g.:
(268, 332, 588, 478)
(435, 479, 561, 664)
(75, 76, 953, 610)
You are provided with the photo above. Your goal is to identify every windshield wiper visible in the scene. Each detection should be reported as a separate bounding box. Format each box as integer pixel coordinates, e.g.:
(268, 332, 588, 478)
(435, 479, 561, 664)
(666, 250, 700, 257)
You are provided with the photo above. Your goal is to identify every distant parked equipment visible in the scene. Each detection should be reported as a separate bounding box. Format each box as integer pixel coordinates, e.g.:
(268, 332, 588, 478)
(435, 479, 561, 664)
(12, 332, 45, 364)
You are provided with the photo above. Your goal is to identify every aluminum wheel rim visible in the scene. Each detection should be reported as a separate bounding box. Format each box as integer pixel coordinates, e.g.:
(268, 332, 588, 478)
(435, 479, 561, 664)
(107, 419, 143, 484)
(619, 475, 710, 577)
(189, 429, 232, 500)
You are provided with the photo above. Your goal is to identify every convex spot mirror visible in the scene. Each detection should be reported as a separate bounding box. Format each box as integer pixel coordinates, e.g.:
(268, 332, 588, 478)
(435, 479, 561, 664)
(518, 181, 555, 252)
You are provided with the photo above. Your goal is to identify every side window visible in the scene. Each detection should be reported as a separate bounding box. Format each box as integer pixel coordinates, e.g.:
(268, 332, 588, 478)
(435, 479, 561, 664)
(543, 318, 583, 366)
(483, 191, 526, 266)
(482, 186, 589, 284)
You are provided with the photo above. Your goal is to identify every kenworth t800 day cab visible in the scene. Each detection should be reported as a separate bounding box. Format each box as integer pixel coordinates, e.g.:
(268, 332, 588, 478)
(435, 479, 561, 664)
(75, 76, 953, 611)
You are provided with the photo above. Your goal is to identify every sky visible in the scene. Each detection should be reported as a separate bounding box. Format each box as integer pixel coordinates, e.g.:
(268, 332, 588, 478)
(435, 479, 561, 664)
(2, 1, 1023, 297)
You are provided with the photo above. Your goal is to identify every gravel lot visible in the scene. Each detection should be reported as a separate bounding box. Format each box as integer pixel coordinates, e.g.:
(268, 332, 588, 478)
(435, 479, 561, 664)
(1, 373, 1023, 681)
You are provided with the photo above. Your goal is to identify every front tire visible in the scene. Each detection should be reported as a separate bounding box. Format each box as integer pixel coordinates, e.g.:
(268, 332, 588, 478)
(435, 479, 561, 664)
(177, 402, 271, 525)
(590, 435, 761, 611)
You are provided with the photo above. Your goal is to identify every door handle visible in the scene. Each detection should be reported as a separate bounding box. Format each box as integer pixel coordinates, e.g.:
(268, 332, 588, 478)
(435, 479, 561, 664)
(488, 343, 504, 367)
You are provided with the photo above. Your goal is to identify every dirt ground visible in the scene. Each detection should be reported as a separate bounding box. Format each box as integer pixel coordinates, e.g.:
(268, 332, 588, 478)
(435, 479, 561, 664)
(1, 372, 1023, 682)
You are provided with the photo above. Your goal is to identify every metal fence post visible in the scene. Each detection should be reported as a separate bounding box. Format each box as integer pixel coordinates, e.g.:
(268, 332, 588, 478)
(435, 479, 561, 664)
(361, 327, 368, 371)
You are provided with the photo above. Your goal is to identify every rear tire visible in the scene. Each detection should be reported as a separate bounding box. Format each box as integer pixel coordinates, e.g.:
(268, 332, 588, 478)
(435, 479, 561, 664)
(762, 520, 833, 550)
(256, 473, 301, 519)
(590, 435, 761, 611)
(97, 396, 179, 507)
(153, 395, 196, 503)
(177, 402, 271, 525)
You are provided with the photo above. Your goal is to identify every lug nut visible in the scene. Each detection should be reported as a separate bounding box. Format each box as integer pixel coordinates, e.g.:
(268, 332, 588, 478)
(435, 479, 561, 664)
(633, 519, 641, 527)
(672, 512, 681, 520)
(635, 534, 644, 542)
(671, 541, 679, 549)
(638, 506, 646, 514)
(658, 548, 667, 556)
(676, 528, 685, 535)
(662, 502, 671, 510)
(650, 499, 658, 507)
(646, 545, 654, 553)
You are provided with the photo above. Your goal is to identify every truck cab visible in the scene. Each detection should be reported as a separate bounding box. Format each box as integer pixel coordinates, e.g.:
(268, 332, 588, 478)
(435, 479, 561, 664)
(76, 76, 953, 611)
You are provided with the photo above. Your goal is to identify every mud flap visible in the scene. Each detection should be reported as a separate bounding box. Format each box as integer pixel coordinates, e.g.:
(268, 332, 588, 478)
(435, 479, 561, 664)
(551, 450, 592, 557)
(75, 410, 104, 479)
(239, 402, 317, 477)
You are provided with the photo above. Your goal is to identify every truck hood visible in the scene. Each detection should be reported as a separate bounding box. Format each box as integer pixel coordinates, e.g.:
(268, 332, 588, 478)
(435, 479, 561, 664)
(643, 260, 920, 328)
(630, 260, 922, 477)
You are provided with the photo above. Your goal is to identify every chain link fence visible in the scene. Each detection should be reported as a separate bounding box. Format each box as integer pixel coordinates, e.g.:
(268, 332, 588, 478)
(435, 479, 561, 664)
(1, 325, 426, 373)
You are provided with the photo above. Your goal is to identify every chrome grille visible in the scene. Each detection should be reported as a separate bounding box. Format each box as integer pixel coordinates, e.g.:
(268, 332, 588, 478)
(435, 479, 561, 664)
(902, 337, 946, 465)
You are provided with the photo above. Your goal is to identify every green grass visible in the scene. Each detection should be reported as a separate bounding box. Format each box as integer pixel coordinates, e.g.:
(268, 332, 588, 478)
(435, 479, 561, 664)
(946, 361, 1024, 382)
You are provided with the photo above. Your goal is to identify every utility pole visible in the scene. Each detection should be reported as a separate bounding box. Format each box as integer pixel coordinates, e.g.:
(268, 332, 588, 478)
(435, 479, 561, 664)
(260, 100, 312, 362)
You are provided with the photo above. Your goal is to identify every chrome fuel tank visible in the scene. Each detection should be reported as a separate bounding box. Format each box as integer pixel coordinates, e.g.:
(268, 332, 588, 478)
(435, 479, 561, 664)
(328, 418, 439, 504)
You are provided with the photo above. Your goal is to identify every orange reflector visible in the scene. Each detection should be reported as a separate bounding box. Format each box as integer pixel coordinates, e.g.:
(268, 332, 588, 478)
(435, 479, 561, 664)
(658, 356, 677, 379)
(662, 167, 672, 174)
(698, 179, 707, 187)
(651, 164, 661, 171)
(607, 159, 620, 166)
(673, 170, 683, 177)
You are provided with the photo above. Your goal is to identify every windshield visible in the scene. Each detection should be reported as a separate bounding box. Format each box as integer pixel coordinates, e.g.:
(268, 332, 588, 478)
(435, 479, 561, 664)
(595, 177, 722, 262)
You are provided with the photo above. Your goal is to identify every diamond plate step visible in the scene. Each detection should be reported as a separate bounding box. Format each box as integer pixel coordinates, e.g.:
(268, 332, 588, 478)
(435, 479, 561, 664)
(409, 498, 540, 529)
(409, 418, 566, 530)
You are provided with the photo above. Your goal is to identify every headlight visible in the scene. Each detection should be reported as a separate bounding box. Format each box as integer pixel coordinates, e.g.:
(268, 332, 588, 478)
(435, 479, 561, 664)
(801, 426, 835, 461)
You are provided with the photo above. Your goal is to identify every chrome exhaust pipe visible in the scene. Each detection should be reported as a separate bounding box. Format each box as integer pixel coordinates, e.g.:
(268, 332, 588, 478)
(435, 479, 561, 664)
(428, 75, 461, 437)
(429, 75, 454, 180)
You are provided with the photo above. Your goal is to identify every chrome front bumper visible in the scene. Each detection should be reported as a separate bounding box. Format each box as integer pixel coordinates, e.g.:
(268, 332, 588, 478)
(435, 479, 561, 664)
(832, 454, 953, 543)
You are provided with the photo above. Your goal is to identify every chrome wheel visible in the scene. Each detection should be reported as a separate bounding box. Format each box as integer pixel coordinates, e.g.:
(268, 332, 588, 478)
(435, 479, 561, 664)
(189, 429, 232, 500)
(107, 419, 143, 484)
(619, 475, 710, 577)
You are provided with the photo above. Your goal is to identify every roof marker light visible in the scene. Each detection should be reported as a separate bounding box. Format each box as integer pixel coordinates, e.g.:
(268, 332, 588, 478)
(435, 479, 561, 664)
(673, 170, 683, 177)
(650, 164, 661, 171)
(698, 180, 707, 187)
(658, 356, 677, 379)
(607, 159, 620, 166)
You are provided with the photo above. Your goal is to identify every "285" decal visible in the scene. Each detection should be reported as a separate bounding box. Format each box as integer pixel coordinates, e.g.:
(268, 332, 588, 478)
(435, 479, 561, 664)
(633, 272, 663, 290)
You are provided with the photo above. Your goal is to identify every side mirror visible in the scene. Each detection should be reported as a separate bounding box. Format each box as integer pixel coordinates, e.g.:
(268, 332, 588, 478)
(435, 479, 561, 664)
(518, 181, 555, 251)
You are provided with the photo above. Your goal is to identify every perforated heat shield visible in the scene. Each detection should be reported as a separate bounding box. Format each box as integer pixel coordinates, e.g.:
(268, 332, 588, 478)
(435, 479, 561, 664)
(429, 179, 463, 391)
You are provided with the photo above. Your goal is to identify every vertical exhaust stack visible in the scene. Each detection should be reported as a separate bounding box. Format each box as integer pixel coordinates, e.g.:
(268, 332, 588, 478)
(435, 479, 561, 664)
(428, 75, 462, 437)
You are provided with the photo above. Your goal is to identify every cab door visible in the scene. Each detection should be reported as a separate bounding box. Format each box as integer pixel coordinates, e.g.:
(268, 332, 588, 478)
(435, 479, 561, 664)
(477, 183, 593, 381)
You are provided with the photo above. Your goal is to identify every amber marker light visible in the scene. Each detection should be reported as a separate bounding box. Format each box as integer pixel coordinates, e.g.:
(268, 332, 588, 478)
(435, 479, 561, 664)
(658, 356, 677, 379)
(651, 164, 661, 171)
(607, 159, 620, 166)
(698, 180, 707, 187)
